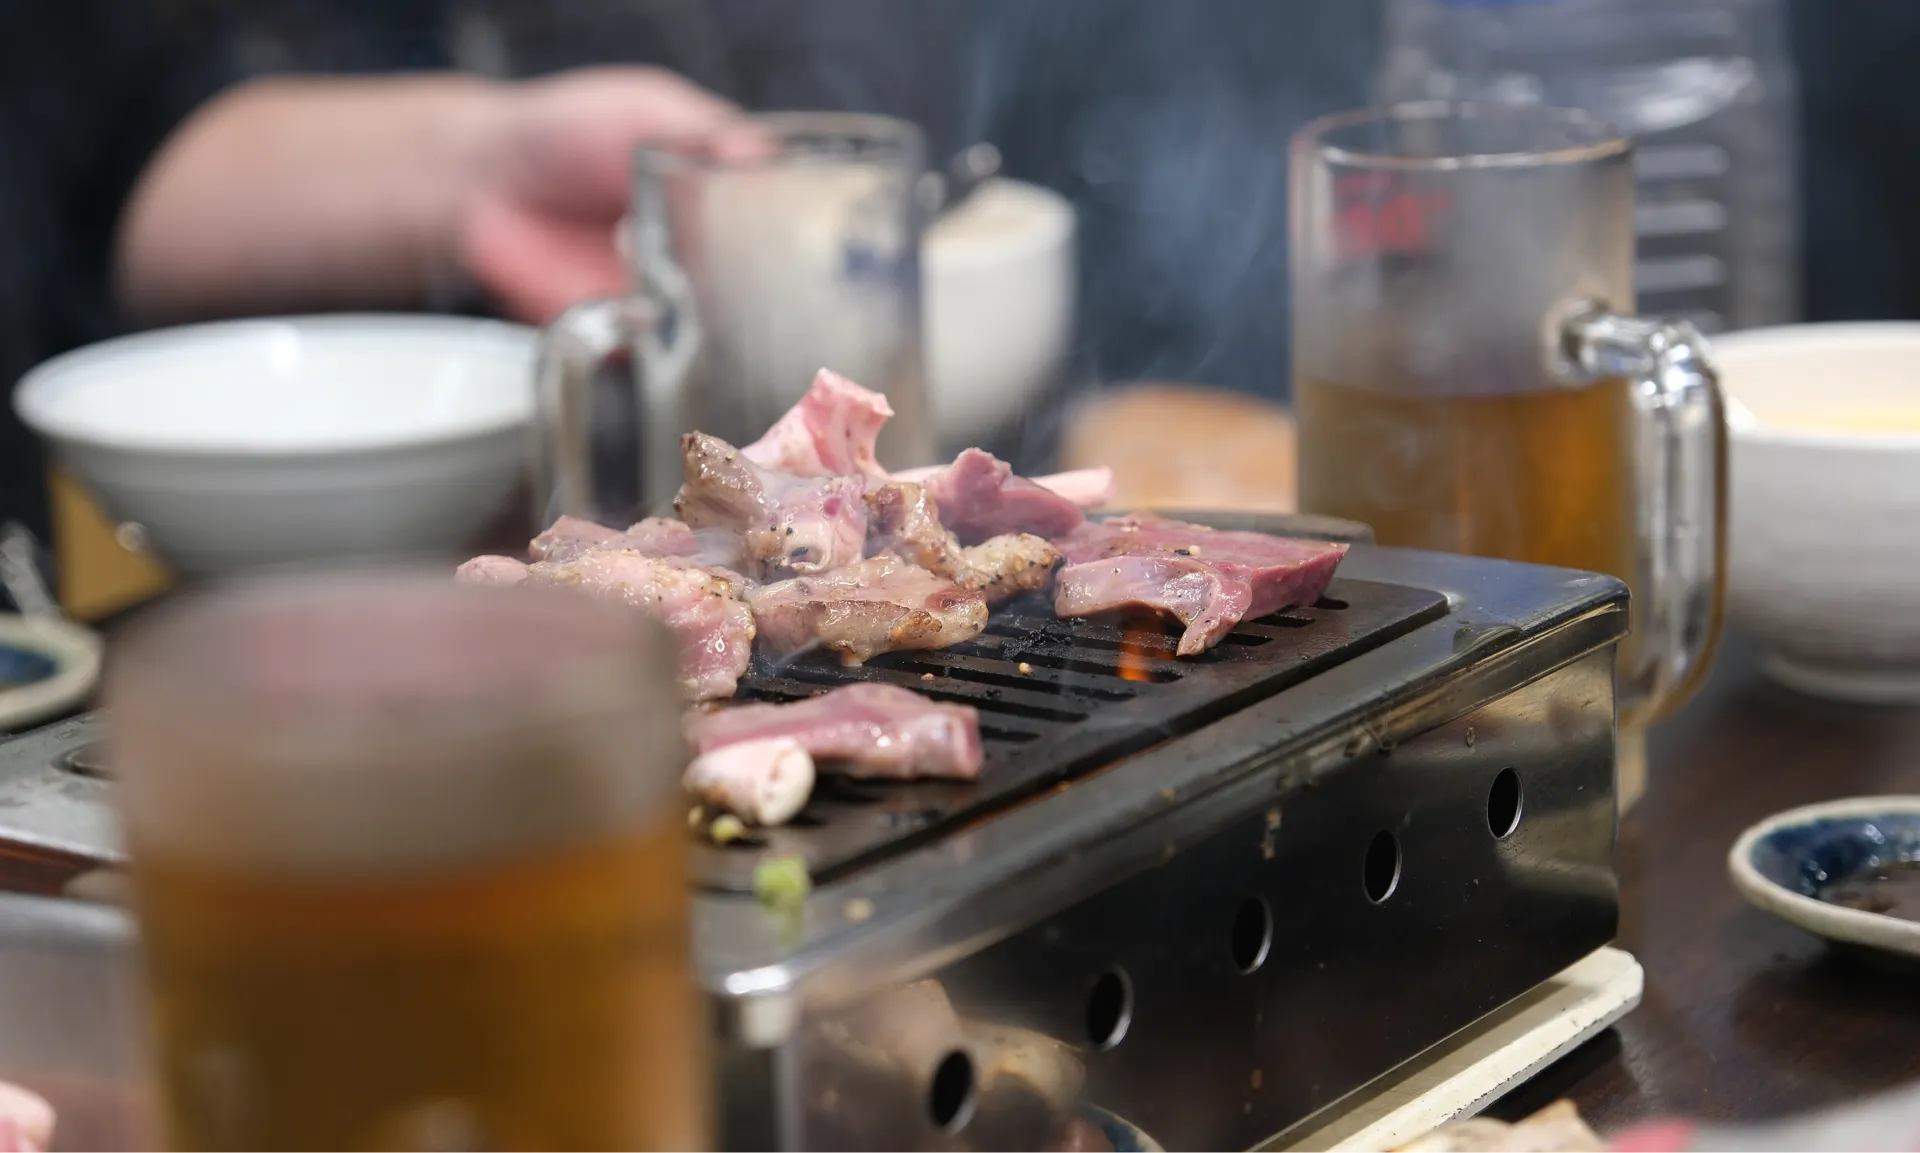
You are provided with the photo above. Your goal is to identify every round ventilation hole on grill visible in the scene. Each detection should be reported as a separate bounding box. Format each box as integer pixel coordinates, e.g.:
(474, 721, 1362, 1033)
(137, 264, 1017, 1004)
(1230, 896, 1273, 974)
(1363, 830, 1401, 904)
(1085, 966, 1133, 1050)
(927, 1049, 976, 1133)
(1487, 767, 1523, 839)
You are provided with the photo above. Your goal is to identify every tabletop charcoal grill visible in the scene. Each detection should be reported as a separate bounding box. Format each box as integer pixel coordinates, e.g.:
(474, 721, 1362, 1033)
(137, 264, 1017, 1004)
(0, 525, 1629, 1152)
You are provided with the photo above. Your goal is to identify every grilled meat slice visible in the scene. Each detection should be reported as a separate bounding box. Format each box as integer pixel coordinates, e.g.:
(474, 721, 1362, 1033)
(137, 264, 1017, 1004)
(954, 532, 1064, 603)
(741, 368, 893, 481)
(687, 682, 983, 780)
(454, 554, 532, 586)
(1052, 513, 1348, 655)
(912, 448, 1086, 544)
(676, 432, 867, 575)
(457, 549, 755, 700)
(749, 554, 988, 665)
(528, 515, 625, 563)
(621, 517, 750, 570)
(529, 514, 747, 571)
(865, 481, 1061, 604)
(1055, 555, 1253, 656)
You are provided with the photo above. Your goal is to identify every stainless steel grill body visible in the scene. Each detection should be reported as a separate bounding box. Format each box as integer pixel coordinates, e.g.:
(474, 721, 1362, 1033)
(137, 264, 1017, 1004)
(0, 541, 1626, 1151)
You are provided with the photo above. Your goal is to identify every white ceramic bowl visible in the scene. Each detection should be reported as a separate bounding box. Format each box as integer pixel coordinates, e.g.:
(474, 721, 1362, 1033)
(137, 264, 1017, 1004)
(1719, 322, 1920, 701)
(13, 315, 536, 576)
(924, 178, 1076, 444)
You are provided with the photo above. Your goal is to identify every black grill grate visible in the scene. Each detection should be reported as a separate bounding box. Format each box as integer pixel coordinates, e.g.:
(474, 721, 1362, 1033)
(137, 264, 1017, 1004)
(694, 577, 1449, 891)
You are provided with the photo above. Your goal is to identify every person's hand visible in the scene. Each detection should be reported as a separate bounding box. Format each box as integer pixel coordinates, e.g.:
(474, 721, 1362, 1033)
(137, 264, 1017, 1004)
(115, 67, 756, 326)
(460, 67, 750, 324)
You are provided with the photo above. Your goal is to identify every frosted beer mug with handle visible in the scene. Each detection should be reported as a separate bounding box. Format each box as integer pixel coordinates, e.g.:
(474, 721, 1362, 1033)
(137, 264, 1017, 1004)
(534, 113, 934, 528)
(1291, 103, 1727, 807)
(106, 573, 709, 1150)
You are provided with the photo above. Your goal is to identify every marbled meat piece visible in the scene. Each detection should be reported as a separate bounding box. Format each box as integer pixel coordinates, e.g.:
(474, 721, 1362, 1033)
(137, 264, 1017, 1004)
(914, 448, 1086, 544)
(676, 432, 867, 575)
(750, 554, 988, 665)
(529, 514, 747, 571)
(1052, 512, 1348, 656)
(456, 550, 754, 700)
(741, 368, 894, 481)
(687, 682, 983, 780)
(865, 481, 1061, 604)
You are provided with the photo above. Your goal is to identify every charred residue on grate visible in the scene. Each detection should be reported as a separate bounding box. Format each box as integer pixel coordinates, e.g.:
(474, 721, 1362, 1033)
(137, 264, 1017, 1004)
(695, 577, 1450, 892)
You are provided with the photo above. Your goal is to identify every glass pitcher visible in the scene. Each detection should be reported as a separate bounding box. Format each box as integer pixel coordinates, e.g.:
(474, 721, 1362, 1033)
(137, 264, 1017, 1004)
(533, 112, 935, 528)
(1291, 102, 1727, 808)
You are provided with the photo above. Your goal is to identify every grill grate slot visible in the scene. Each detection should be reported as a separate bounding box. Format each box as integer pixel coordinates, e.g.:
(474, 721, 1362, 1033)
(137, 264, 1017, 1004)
(693, 577, 1450, 891)
(771, 662, 1094, 724)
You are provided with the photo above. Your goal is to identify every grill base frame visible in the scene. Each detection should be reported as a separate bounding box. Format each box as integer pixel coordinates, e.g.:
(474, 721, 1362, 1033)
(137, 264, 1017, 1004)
(698, 544, 1628, 1151)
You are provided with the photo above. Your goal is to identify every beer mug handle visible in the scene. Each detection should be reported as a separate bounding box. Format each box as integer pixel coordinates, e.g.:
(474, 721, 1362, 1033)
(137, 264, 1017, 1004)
(1559, 305, 1729, 719)
(533, 195, 703, 525)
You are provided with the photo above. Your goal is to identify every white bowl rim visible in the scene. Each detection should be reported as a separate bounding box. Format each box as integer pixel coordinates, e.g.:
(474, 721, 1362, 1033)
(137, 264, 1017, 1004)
(1714, 321, 1920, 453)
(1727, 794, 1920, 957)
(12, 313, 538, 458)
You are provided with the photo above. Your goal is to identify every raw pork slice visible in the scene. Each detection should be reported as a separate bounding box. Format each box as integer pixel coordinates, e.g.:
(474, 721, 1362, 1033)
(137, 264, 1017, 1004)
(456, 550, 755, 700)
(891, 464, 1115, 511)
(688, 683, 983, 780)
(914, 449, 1086, 544)
(741, 368, 893, 481)
(1052, 513, 1348, 656)
(676, 432, 867, 574)
(750, 554, 988, 665)
(865, 481, 1061, 604)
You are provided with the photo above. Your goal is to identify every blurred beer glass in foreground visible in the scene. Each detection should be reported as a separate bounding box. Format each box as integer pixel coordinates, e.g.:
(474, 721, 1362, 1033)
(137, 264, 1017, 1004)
(106, 573, 708, 1150)
(1292, 102, 1727, 808)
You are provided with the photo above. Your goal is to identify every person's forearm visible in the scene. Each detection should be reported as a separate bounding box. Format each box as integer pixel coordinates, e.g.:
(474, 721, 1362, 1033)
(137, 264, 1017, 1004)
(115, 73, 508, 324)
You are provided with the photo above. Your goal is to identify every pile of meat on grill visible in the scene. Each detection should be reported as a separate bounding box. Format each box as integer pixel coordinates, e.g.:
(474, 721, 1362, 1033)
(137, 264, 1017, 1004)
(457, 369, 1349, 827)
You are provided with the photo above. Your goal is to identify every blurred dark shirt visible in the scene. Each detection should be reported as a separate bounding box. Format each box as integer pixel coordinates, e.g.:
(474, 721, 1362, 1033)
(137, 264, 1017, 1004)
(0, 0, 1916, 547)
(0, 3, 232, 545)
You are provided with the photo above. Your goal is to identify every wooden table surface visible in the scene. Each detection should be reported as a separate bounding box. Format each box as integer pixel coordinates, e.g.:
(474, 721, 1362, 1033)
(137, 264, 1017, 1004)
(1486, 632, 1920, 1132)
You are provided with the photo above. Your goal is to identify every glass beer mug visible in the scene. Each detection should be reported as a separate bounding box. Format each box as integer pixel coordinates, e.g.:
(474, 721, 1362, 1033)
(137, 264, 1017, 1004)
(107, 573, 709, 1150)
(1291, 103, 1727, 807)
(535, 112, 934, 527)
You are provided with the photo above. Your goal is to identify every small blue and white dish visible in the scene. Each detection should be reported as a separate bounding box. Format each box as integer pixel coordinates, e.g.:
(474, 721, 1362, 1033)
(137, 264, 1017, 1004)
(0, 615, 102, 734)
(1729, 796, 1920, 959)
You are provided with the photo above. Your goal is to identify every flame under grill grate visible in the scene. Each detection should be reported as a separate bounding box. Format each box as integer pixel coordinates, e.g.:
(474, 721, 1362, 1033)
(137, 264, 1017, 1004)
(695, 577, 1449, 891)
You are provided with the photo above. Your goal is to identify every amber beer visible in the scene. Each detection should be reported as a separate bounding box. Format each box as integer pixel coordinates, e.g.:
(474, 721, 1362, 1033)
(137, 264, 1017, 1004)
(1291, 103, 1727, 807)
(1296, 373, 1644, 670)
(108, 575, 709, 1151)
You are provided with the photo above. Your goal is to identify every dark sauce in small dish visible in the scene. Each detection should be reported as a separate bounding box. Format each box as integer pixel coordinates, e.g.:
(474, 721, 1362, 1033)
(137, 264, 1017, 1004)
(1817, 859, 1920, 921)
